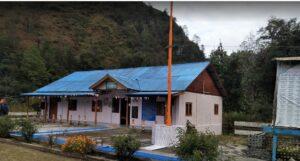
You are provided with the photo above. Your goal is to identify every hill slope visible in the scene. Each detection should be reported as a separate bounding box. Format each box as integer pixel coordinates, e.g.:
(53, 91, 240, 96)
(0, 2, 205, 96)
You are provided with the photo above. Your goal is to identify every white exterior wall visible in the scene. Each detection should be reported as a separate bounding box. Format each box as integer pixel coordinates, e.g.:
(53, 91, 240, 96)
(176, 92, 223, 135)
(129, 97, 166, 127)
(56, 96, 120, 125)
(50, 92, 223, 134)
(130, 97, 143, 126)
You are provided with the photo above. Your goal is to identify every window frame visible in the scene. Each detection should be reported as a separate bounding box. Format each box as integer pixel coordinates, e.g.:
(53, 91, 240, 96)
(112, 98, 119, 113)
(214, 104, 219, 115)
(131, 106, 139, 119)
(106, 81, 117, 90)
(92, 100, 102, 112)
(185, 102, 192, 116)
(68, 99, 77, 111)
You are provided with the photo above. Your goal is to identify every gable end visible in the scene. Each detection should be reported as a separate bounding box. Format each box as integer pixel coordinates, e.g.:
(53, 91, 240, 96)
(186, 69, 222, 96)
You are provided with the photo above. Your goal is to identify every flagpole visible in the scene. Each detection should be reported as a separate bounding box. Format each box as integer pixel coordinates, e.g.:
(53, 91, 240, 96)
(166, 1, 173, 126)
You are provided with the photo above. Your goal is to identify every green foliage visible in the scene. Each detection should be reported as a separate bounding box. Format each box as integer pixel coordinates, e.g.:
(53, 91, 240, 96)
(0, 116, 16, 137)
(210, 17, 300, 122)
(0, 2, 205, 99)
(174, 121, 219, 161)
(18, 119, 38, 143)
(111, 134, 141, 161)
(20, 46, 49, 90)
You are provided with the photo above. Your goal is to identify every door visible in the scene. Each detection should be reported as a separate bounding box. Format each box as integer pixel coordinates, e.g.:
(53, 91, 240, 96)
(120, 98, 130, 126)
(49, 97, 58, 120)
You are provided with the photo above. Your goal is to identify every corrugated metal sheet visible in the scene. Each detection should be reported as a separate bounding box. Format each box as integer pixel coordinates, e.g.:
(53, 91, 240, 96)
(28, 62, 209, 94)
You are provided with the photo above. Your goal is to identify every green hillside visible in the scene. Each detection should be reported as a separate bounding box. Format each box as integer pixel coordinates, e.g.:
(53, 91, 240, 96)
(0, 2, 205, 96)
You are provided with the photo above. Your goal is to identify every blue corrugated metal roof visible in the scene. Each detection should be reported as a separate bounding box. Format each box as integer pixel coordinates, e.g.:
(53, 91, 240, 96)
(28, 61, 210, 94)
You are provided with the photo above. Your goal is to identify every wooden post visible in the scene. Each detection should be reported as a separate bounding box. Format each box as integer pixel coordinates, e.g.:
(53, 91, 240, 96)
(142, 120, 145, 131)
(78, 115, 81, 126)
(44, 96, 48, 122)
(52, 114, 55, 123)
(84, 115, 87, 126)
(132, 119, 135, 128)
(126, 98, 129, 126)
(94, 97, 98, 126)
(69, 115, 72, 125)
(60, 115, 62, 124)
(67, 97, 70, 123)
(166, 1, 173, 126)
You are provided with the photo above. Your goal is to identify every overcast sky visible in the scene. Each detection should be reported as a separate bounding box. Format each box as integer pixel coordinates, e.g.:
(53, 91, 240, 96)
(149, 2, 300, 56)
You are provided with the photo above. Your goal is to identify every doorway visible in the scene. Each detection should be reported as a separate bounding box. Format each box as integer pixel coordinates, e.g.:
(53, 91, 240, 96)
(120, 98, 130, 126)
(49, 97, 58, 120)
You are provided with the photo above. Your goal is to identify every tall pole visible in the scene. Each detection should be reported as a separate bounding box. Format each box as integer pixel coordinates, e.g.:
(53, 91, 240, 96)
(166, 1, 173, 126)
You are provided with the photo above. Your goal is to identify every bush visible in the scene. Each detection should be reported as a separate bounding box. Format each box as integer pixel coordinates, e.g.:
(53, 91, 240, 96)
(62, 135, 95, 156)
(111, 134, 141, 161)
(174, 121, 219, 161)
(18, 119, 38, 143)
(0, 116, 16, 137)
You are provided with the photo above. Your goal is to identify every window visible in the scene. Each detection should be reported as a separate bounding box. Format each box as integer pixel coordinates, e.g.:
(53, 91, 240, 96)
(156, 102, 165, 116)
(68, 99, 77, 111)
(92, 100, 102, 112)
(214, 104, 219, 115)
(185, 102, 192, 116)
(132, 106, 138, 119)
(106, 81, 117, 89)
(112, 98, 119, 113)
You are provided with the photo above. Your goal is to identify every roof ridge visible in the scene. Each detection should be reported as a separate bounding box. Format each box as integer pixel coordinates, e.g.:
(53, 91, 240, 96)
(74, 61, 210, 73)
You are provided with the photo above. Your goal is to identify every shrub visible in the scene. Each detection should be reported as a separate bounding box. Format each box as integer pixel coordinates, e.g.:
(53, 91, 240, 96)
(0, 116, 16, 137)
(111, 134, 141, 161)
(174, 121, 219, 161)
(18, 119, 38, 143)
(62, 135, 95, 156)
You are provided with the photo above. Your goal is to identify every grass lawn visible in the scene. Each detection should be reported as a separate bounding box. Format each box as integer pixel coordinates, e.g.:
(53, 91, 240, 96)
(0, 142, 81, 161)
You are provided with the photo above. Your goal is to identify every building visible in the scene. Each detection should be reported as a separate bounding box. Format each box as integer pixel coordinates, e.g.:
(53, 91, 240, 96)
(23, 61, 225, 134)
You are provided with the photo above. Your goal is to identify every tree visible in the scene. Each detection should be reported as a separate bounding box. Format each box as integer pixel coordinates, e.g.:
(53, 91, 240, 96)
(20, 46, 49, 90)
(210, 43, 228, 81)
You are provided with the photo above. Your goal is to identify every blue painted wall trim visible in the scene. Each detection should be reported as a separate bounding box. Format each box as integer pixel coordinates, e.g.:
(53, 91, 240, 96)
(142, 97, 156, 121)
